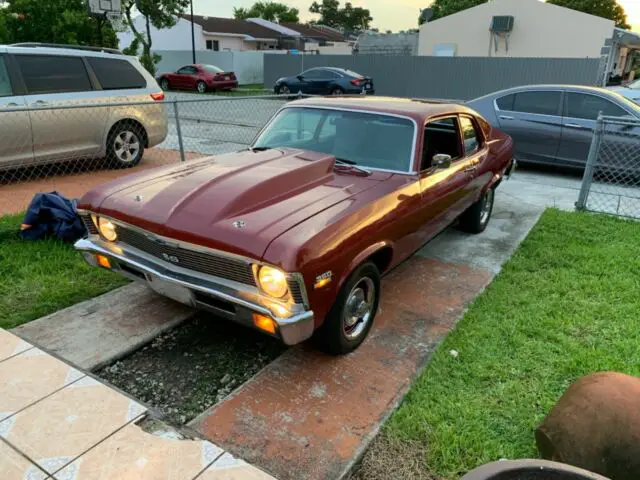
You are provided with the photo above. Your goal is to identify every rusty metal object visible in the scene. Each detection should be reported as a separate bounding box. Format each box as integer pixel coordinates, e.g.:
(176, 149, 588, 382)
(462, 459, 609, 479)
(536, 372, 640, 479)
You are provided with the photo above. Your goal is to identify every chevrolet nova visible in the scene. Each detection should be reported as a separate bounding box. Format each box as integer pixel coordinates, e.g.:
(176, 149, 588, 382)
(75, 97, 514, 354)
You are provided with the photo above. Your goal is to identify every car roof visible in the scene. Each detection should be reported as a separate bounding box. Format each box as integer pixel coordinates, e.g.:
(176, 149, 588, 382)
(289, 96, 474, 121)
(2, 44, 128, 60)
(471, 84, 618, 100)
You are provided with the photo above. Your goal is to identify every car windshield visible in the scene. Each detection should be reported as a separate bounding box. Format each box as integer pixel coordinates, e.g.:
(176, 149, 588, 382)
(203, 65, 224, 73)
(252, 107, 415, 172)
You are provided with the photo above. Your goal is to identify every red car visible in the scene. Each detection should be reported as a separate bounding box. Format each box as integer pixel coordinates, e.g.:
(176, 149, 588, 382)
(158, 64, 238, 93)
(75, 97, 514, 354)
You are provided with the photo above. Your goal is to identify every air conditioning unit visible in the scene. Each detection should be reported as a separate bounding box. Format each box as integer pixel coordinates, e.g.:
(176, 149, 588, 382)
(490, 16, 514, 33)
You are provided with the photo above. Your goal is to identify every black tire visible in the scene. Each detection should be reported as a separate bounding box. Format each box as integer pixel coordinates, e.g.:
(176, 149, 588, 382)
(278, 84, 290, 95)
(330, 86, 344, 95)
(106, 123, 145, 169)
(160, 78, 170, 91)
(459, 187, 495, 234)
(196, 81, 207, 94)
(316, 262, 380, 355)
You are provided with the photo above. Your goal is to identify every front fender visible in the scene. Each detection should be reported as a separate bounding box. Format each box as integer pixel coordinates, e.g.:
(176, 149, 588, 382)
(337, 241, 393, 291)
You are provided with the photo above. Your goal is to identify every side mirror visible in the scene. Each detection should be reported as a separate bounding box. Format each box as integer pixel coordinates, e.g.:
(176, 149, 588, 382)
(297, 75, 304, 80)
(432, 153, 452, 169)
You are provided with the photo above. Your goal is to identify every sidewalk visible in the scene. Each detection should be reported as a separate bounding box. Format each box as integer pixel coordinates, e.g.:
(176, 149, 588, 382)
(0, 328, 275, 480)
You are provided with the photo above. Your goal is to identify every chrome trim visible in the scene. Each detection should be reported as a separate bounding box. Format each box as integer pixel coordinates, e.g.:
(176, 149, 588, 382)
(74, 238, 314, 345)
(290, 272, 310, 309)
(251, 104, 419, 174)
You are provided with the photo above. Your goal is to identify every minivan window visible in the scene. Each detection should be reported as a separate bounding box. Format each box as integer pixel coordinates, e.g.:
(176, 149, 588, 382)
(0, 57, 12, 97)
(16, 55, 92, 94)
(87, 57, 146, 90)
(565, 92, 628, 120)
(512, 91, 561, 116)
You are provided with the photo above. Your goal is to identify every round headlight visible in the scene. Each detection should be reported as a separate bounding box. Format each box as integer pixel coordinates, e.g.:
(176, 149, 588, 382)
(258, 266, 288, 298)
(98, 217, 117, 242)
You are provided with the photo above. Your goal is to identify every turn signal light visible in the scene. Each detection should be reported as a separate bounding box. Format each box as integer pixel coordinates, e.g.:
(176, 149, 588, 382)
(150, 92, 165, 101)
(96, 254, 111, 269)
(253, 314, 276, 335)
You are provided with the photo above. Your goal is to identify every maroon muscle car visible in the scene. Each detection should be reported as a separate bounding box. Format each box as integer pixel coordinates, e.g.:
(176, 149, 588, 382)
(158, 64, 238, 93)
(75, 97, 514, 354)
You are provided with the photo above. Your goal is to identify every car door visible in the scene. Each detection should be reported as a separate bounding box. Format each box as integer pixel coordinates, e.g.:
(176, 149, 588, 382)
(418, 116, 478, 237)
(494, 90, 563, 166)
(308, 68, 333, 94)
(558, 91, 637, 167)
(0, 53, 34, 167)
(13, 53, 111, 163)
(298, 69, 323, 94)
(173, 66, 198, 89)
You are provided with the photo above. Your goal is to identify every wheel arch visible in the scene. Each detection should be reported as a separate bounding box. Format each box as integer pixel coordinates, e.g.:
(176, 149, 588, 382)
(337, 242, 394, 291)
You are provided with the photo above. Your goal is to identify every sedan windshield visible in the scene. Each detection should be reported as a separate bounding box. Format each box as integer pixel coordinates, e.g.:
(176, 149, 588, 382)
(203, 65, 224, 73)
(252, 107, 415, 172)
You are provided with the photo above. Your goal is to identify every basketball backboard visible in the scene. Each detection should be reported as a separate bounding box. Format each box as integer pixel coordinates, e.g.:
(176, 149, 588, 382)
(88, 0, 121, 15)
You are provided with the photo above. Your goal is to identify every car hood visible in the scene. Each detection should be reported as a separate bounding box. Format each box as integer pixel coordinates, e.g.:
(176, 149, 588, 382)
(83, 149, 389, 261)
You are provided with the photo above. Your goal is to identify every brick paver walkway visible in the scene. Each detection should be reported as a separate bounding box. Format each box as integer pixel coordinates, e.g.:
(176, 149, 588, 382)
(0, 328, 276, 480)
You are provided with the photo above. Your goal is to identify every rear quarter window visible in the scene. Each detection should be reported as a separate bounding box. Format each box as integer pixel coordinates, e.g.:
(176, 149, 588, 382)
(87, 57, 147, 90)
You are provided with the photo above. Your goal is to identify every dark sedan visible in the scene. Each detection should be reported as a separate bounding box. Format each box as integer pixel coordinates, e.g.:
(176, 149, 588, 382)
(466, 85, 640, 170)
(274, 67, 374, 95)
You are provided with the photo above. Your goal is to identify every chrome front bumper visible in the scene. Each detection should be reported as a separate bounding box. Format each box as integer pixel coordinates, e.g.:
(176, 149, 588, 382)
(74, 237, 315, 345)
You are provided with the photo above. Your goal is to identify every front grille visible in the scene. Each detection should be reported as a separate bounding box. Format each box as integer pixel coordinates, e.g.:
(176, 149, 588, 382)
(80, 214, 98, 235)
(288, 279, 305, 305)
(116, 226, 256, 286)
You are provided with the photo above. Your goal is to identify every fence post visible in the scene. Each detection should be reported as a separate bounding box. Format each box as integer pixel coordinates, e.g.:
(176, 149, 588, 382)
(576, 114, 604, 211)
(173, 100, 186, 163)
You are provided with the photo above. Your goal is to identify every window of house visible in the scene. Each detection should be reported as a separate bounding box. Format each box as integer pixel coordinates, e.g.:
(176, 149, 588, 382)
(565, 92, 628, 120)
(421, 117, 462, 170)
(206, 40, 220, 51)
(460, 117, 480, 155)
(512, 91, 561, 116)
(0, 56, 13, 97)
(87, 58, 146, 90)
(16, 55, 92, 95)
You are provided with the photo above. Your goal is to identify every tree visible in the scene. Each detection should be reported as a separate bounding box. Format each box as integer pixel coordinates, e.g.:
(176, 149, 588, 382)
(547, 0, 629, 29)
(233, 2, 299, 23)
(122, 0, 189, 75)
(309, 0, 372, 32)
(0, 0, 118, 47)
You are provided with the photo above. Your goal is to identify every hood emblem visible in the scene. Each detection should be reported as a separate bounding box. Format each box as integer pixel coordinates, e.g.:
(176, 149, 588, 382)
(134, 195, 143, 202)
(233, 220, 246, 229)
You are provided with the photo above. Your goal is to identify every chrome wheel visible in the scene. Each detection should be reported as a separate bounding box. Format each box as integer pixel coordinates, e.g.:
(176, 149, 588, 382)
(279, 85, 290, 94)
(197, 81, 206, 93)
(480, 188, 494, 225)
(343, 277, 375, 341)
(113, 131, 141, 164)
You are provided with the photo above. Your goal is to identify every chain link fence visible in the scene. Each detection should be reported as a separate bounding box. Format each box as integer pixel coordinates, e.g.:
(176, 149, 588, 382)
(0, 93, 292, 216)
(576, 115, 640, 219)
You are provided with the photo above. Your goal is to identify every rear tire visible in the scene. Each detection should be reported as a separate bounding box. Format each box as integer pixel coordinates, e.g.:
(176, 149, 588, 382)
(316, 262, 380, 355)
(106, 123, 145, 169)
(196, 81, 207, 94)
(459, 187, 495, 234)
(330, 87, 344, 95)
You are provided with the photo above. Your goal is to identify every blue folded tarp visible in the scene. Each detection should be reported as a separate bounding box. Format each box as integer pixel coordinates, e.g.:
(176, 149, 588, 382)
(20, 191, 86, 242)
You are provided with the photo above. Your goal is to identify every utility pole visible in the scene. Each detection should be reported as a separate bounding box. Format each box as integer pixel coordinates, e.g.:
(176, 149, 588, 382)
(190, 0, 196, 64)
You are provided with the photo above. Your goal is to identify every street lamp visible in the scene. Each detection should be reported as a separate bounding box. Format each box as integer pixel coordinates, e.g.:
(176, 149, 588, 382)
(190, 0, 196, 64)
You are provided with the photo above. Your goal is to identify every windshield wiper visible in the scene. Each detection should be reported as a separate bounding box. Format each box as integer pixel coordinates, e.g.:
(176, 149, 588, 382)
(334, 158, 371, 175)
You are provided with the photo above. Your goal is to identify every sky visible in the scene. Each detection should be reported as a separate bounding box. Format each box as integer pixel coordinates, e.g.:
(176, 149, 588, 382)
(192, 0, 640, 33)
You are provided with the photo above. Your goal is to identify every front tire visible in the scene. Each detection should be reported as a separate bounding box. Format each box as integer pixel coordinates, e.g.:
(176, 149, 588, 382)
(459, 187, 495, 233)
(278, 84, 290, 95)
(106, 123, 145, 169)
(316, 262, 380, 355)
(196, 81, 207, 94)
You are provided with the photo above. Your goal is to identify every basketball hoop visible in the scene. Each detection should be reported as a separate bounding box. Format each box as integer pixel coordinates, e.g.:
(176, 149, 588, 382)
(106, 11, 126, 32)
(88, 0, 125, 32)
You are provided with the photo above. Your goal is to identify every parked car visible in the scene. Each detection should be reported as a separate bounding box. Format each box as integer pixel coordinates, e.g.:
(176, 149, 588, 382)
(608, 78, 640, 104)
(0, 43, 168, 169)
(274, 67, 374, 95)
(466, 85, 640, 170)
(158, 64, 238, 93)
(75, 97, 514, 354)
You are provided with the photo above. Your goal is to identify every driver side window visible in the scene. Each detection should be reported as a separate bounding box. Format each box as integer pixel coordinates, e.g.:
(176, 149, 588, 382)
(177, 66, 196, 75)
(421, 117, 462, 170)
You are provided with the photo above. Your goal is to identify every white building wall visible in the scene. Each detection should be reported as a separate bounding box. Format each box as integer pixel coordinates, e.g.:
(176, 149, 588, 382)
(418, 0, 614, 58)
(202, 34, 250, 51)
(118, 17, 204, 51)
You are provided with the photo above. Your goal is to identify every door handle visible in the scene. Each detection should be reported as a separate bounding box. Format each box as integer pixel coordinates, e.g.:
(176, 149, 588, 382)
(33, 100, 49, 106)
(564, 123, 585, 129)
(5, 103, 19, 107)
(499, 115, 514, 120)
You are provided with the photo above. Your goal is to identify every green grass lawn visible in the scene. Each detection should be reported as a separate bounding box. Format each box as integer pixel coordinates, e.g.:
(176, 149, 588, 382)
(356, 209, 640, 479)
(0, 214, 128, 330)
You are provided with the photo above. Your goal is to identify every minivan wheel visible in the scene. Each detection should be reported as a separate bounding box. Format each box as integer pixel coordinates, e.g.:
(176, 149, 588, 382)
(160, 78, 170, 90)
(459, 187, 495, 234)
(316, 262, 380, 355)
(196, 81, 207, 93)
(106, 124, 145, 168)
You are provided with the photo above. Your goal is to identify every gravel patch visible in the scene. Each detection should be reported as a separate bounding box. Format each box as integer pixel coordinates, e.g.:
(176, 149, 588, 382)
(97, 314, 285, 425)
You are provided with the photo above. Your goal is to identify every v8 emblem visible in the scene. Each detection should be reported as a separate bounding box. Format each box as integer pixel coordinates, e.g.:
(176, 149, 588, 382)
(161, 253, 180, 264)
